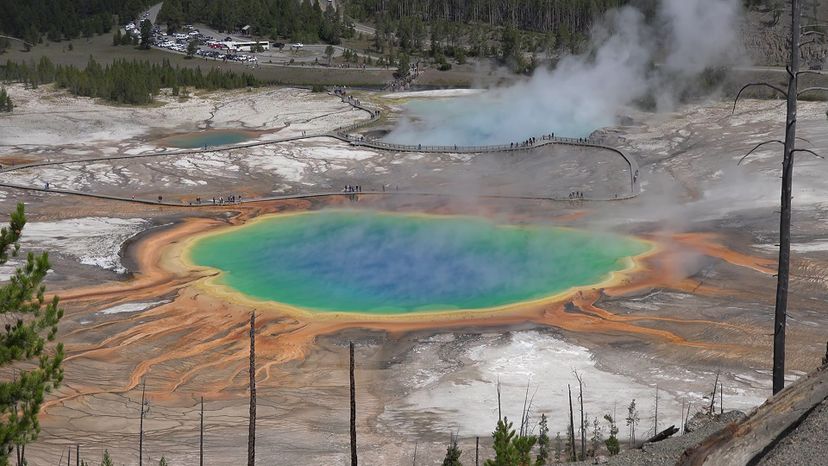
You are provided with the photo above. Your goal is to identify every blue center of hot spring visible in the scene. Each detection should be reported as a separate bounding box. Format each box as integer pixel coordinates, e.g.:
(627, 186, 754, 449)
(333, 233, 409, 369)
(188, 210, 648, 314)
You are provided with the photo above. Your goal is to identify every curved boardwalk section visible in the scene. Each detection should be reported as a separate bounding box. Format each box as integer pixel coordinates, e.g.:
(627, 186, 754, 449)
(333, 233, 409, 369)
(331, 92, 639, 196)
(0, 90, 639, 205)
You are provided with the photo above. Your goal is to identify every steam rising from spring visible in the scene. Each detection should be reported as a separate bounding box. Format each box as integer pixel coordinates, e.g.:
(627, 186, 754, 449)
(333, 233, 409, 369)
(384, 0, 743, 146)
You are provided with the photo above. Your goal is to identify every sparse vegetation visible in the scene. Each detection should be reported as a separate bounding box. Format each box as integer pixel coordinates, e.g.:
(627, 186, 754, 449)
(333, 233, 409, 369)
(0, 86, 12, 112)
(100, 449, 114, 466)
(0, 57, 259, 105)
(604, 414, 620, 455)
(0, 0, 136, 44)
(536, 414, 550, 465)
(442, 434, 462, 466)
(625, 400, 640, 446)
(0, 203, 65, 465)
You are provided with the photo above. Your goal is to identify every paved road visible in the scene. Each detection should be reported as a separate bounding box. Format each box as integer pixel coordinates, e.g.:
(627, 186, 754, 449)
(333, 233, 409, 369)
(352, 22, 376, 36)
(142, 2, 163, 25)
(172, 23, 388, 70)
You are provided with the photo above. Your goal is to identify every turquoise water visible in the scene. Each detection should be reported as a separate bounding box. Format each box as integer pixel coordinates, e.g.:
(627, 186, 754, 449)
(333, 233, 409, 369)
(163, 130, 253, 148)
(189, 211, 649, 314)
(383, 93, 602, 146)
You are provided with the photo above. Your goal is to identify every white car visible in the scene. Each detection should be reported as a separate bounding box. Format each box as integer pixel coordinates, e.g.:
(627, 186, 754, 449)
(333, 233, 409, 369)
(292, 43, 304, 48)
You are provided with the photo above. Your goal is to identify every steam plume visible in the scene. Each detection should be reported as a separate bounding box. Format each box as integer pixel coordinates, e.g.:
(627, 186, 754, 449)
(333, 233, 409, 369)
(384, 0, 744, 146)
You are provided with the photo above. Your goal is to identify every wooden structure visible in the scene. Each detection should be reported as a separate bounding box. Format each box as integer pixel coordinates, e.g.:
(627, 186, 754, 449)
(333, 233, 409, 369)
(678, 365, 828, 465)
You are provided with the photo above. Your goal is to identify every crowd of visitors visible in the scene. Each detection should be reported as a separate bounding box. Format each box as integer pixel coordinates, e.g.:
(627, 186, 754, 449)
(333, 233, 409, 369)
(181, 195, 243, 205)
(386, 64, 420, 92)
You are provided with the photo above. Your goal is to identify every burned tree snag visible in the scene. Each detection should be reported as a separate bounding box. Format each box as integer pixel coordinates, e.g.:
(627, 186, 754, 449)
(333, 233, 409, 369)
(350, 341, 358, 466)
(772, 0, 802, 395)
(139, 378, 147, 466)
(732, 0, 828, 395)
(568, 384, 577, 461)
(574, 371, 586, 459)
(248, 312, 256, 466)
(200, 396, 205, 466)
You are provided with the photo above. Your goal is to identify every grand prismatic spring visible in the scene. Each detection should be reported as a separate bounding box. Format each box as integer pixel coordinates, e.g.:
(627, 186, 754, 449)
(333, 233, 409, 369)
(188, 210, 651, 314)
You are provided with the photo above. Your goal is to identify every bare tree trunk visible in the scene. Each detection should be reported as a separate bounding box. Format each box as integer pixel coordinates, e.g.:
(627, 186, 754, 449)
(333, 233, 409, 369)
(248, 312, 256, 466)
(67, 446, 70, 466)
(577, 374, 585, 459)
(774, 0, 802, 395)
(520, 380, 530, 437)
(350, 341, 358, 466)
(200, 396, 204, 466)
(709, 371, 720, 415)
(76, 444, 79, 466)
(139, 378, 146, 466)
(686, 402, 692, 433)
(568, 384, 577, 461)
(475, 436, 479, 466)
(496, 378, 502, 421)
(654, 385, 659, 436)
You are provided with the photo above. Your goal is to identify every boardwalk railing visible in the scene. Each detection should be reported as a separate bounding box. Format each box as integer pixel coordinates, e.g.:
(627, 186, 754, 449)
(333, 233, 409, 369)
(336, 134, 604, 154)
(0, 90, 638, 202)
(330, 90, 639, 194)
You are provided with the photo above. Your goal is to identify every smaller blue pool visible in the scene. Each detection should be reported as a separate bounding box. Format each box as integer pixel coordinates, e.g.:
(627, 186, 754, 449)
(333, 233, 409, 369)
(162, 129, 254, 148)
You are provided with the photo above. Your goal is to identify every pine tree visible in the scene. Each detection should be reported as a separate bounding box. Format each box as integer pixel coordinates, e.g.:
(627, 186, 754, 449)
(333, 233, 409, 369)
(625, 400, 640, 446)
(0, 87, 12, 113)
(590, 417, 603, 457)
(554, 432, 562, 462)
(442, 434, 462, 466)
(513, 434, 537, 466)
(140, 19, 153, 50)
(159, 456, 169, 466)
(535, 414, 549, 466)
(187, 40, 198, 58)
(484, 417, 518, 466)
(603, 414, 619, 456)
(396, 53, 410, 78)
(0, 203, 65, 465)
(100, 449, 114, 466)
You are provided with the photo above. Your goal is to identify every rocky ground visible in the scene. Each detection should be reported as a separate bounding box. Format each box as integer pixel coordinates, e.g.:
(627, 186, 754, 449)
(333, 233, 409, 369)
(0, 85, 827, 465)
(758, 399, 828, 465)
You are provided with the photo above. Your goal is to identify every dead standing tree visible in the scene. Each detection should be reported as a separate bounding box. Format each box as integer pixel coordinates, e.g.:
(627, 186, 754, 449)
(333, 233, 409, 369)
(138, 378, 149, 466)
(567, 384, 577, 461)
(248, 312, 256, 466)
(200, 396, 205, 466)
(573, 370, 586, 460)
(734, 0, 826, 395)
(350, 341, 358, 466)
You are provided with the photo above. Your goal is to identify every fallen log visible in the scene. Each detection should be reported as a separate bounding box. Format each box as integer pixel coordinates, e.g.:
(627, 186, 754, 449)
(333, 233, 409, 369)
(677, 365, 828, 465)
(646, 425, 678, 444)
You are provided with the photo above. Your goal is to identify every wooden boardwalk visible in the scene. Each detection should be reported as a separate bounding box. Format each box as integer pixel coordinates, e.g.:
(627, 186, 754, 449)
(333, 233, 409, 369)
(0, 91, 640, 205)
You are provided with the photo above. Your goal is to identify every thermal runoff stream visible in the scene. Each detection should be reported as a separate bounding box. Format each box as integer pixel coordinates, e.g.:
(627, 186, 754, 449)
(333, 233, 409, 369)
(188, 210, 649, 314)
